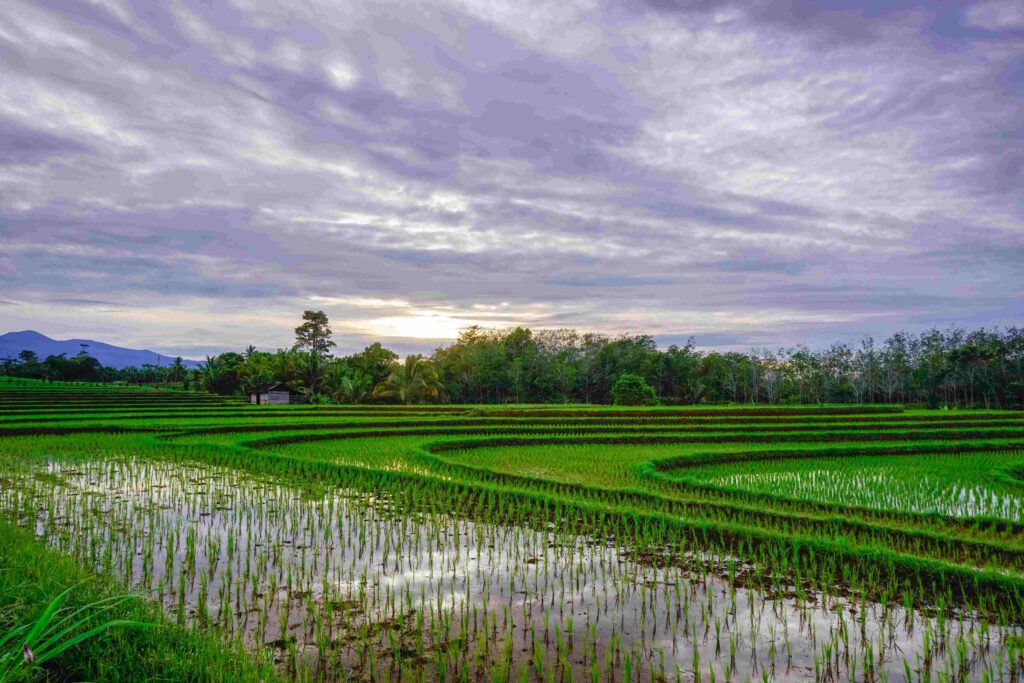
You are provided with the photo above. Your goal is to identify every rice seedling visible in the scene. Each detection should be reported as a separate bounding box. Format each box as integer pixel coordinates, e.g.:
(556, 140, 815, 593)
(1, 381, 1023, 679)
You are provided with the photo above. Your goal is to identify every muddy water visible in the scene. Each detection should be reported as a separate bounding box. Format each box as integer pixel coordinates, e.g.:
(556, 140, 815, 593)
(0, 456, 1018, 681)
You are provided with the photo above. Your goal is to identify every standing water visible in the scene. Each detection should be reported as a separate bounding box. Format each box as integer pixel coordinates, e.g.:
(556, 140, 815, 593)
(0, 456, 1020, 681)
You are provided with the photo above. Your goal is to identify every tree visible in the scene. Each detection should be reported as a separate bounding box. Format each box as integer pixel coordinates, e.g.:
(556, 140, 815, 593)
(346, 342, 399, 386)
(237, 350, 276, 395)
(201, 355, 222, 393)
(373, 355, 442, 404)
(329, 370, 374, 403)
(295, 349, 328, 397)
(294, 310, 336, 356)
(752, 349, 783, 404)
(658, 340, 703, 404)
(168, 357, 187, 383)
(880, 333, 911, 403)
(595, 335, 659, 402)
(611, 373, 658, 406)
(269, 349, 305, 386)
(50, 321, 1019, 407)
(503, 327, 540, 403)
(852, 337, 878, 403)
(201, 353, 243, 395)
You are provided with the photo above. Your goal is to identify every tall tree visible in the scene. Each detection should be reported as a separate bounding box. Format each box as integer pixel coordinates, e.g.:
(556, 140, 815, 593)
(294, 310, 336, 356)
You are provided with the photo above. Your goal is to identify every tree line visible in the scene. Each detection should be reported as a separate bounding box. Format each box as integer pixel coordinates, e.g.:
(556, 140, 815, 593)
(3, 312, 1022, 407)
(1, 345, 190, 386)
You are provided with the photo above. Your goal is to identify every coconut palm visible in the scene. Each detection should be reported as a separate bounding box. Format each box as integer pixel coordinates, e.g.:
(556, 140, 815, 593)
(167, 357, 187, 383)
(372, 355, 442, 404)
(237, 351, 275, 395)
(330, 371, 373, 404)
(269, 349, 304, 387)
(201, 355, 221, 391)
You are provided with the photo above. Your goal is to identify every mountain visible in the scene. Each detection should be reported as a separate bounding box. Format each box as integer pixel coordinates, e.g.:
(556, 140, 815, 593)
(0, 330, 202, 370)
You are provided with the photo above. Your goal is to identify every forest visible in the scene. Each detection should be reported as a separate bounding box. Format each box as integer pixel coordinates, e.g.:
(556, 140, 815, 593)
(3, 312, 1022, 408)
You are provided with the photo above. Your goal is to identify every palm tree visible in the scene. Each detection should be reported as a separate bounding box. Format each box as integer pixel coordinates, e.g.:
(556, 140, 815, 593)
(297, 349, 327, 395)
(201, 355, 221, 392)
(332, 371, 373, 404)
(270, 349, 303, 386)
(373, 355, 442, 404)
(168, 357, 186, 383)
(238, 351, 274, 395)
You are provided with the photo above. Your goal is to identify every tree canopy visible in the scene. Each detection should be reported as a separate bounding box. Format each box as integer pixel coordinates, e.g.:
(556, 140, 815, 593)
(294, 310, 336, 356)
(611, 374, 658, 406)
(4, 318, 1022, 409)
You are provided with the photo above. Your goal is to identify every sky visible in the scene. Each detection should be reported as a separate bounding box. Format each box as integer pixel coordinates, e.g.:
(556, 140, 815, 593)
(0, 0, 1021, 359)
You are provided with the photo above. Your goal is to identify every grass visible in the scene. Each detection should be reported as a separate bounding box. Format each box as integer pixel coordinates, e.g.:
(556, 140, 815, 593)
(1, 379, 1023, 680)
(0, 519, 280, 682)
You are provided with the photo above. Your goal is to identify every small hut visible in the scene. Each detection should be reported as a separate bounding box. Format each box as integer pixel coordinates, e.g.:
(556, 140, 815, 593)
(251, 383, 301, 405)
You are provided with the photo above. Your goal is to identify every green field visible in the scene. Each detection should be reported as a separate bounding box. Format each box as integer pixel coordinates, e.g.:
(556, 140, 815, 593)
(2, 378, 1024, 681)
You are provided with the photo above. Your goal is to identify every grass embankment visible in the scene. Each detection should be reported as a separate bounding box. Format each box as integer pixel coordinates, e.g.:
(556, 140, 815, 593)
(2, 381, 1024, 680)
(0, 520, 279, 682)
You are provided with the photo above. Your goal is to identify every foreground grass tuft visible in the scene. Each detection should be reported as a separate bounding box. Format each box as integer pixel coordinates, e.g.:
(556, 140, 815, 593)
(0, 521, 280, 683)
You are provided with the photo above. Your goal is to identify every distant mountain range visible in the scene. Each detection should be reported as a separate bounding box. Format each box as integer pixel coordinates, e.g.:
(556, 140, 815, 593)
(0, 330, 202, 370)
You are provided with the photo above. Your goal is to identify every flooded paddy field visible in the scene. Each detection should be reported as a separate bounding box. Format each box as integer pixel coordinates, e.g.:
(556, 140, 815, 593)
(2, 383, 1024, 681)
(1, 455, 1022, 682)
(675, 452, 1024, 521)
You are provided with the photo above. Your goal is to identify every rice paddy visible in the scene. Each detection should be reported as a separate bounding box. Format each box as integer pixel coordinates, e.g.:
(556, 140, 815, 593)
(2, 378, 1024, 681)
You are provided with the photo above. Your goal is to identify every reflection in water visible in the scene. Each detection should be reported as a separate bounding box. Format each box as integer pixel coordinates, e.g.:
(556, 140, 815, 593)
(683, 452, 1024, 521)
(0, 457, 1020, 681)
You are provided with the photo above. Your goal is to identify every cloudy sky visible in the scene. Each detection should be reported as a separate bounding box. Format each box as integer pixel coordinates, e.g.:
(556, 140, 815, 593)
(0, 0, 1021, 358)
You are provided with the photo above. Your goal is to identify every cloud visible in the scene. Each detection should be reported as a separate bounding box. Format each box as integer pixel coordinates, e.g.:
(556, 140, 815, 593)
(0, 0, 1020, 356)
(964, 0, 1024, 31)
(548, 276, 677, 287)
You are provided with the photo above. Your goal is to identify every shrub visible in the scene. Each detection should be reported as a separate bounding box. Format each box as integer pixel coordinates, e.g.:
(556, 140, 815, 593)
(611, 374, 658, 406)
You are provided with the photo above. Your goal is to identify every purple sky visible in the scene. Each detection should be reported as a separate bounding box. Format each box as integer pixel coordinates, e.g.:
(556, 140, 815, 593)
(0, 0, 1021, 358)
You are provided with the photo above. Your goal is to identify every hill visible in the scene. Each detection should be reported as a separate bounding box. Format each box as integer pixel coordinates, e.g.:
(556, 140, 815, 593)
(0, 330, 202, 370)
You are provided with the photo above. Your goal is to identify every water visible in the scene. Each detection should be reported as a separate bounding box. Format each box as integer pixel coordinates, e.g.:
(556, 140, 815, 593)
(679, 452, 1024, 521)
(1, 456, 1020, 681)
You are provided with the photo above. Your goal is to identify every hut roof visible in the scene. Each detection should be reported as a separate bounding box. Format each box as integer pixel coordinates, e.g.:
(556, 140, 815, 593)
(253, 382, 298, 394)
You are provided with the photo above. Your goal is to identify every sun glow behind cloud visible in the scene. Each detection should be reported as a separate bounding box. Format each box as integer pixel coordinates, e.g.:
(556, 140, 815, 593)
(360, 314, 485, 341)
(0, 0, 1020, 357)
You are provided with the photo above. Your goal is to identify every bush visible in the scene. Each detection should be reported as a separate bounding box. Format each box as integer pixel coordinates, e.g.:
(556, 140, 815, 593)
(611, 374, 658, 406)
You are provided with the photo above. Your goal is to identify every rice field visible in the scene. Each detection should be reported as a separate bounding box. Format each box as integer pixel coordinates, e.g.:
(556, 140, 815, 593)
(2, 378, 1024, 681)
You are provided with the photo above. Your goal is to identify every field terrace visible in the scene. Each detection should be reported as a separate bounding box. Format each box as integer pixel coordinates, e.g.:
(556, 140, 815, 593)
(1, 378, 1023, 681)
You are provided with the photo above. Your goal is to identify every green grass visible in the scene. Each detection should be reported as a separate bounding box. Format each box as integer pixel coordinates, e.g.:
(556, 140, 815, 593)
(1, 381, 1024, 680)
(677, 450, 1024, 518)
(0, 520, 279, 682)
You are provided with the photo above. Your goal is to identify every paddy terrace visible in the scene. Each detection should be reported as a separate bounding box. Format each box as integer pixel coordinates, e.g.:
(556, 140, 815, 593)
(1, 378, 1023, 682)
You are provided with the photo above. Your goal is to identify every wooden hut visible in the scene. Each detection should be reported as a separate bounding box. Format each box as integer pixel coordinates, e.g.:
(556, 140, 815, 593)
(250, 383, 301, 405)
